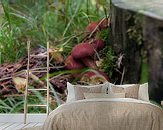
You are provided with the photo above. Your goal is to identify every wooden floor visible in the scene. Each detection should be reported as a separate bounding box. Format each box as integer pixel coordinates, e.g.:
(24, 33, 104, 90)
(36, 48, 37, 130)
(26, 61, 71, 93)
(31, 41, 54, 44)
(0, 122, 43, 130)
(0, 114, 47, 130)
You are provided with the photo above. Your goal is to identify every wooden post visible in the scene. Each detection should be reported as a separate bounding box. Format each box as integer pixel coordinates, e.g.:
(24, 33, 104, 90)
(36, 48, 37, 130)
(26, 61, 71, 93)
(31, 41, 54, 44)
(24, 41, 30, 124)
(46, 42, 50, 115)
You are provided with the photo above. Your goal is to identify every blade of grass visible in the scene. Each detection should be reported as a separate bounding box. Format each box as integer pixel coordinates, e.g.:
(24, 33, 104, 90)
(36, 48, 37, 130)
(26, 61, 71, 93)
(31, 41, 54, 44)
(49, 82, 61, 106)
(7, 97, 15, 107)
(62, 0, 82, 36)
(1, 0, 11, 30)
(0, 99, 12, 108)
(9, 100, 24, 113)
(49, 68, 88, 78)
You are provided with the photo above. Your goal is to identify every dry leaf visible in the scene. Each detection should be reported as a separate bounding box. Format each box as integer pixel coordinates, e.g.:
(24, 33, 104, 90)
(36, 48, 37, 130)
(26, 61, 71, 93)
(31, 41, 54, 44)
(12, 77, 26, 92)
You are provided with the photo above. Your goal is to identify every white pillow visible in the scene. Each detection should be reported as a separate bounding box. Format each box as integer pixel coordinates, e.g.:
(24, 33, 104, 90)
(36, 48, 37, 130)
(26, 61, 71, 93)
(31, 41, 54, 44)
(66, 82, 75, 103)
(108, 82, 149, 102)
(66, 82, 109, 103)
(138, 83, 149, 102)
(84, 93, 125, 99)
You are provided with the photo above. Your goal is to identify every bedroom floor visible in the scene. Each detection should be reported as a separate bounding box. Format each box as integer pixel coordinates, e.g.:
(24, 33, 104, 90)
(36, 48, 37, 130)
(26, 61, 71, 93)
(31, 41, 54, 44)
(0, 122, 43, 130)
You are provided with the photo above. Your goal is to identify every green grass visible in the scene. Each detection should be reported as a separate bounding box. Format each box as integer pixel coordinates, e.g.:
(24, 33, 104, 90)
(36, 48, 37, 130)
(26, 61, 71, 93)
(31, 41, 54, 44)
(0, 0, 110, 113)
(0, 96, 24, 113)
(0, 88, 58, 113)
(0, 0, 110, 63)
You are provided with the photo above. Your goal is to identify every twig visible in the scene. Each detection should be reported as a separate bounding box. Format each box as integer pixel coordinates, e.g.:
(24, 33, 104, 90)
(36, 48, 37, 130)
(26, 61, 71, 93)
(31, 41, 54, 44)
(0, 66, 64, 81)
(88, 17, 106, 39)
(31, 66, 64, 71)
(29, 72, 45, 86)
(13, 70, 26, 76)
(49, 73, 63, 80)
(0, 77, 13, 82)
(4, 94, 24, 97)
(120, 67, 125, 85)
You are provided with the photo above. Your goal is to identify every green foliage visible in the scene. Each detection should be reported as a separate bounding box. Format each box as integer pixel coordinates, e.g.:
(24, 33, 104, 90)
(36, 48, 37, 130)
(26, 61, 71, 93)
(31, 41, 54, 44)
(99, 26, 117, 78)
(0, 96, 24, 113)
(0, 1, 26, 63)
(126, 14, 143, 46)
(0, 0, 108, 63)
(0, 24, 26, 63)
(96, 28, 109, 41)
(0, 89, 55, 113)
(140, 59, 148, 83)
(101, 46, 116, 78)
(0, 0, 111, 113)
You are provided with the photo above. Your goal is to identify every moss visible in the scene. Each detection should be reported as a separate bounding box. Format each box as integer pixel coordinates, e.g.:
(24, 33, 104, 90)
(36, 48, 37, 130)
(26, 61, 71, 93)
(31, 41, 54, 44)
(101, 46, 117, 78)
(139, 59, 148, 83)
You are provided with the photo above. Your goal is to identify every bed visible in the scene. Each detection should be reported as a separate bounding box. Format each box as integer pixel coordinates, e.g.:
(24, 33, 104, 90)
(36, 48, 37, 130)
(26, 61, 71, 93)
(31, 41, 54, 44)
(42, 82, 163, 130)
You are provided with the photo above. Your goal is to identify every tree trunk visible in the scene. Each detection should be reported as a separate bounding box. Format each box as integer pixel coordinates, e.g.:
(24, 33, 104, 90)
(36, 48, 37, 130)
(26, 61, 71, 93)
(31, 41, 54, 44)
(110, 0, 163, 102)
